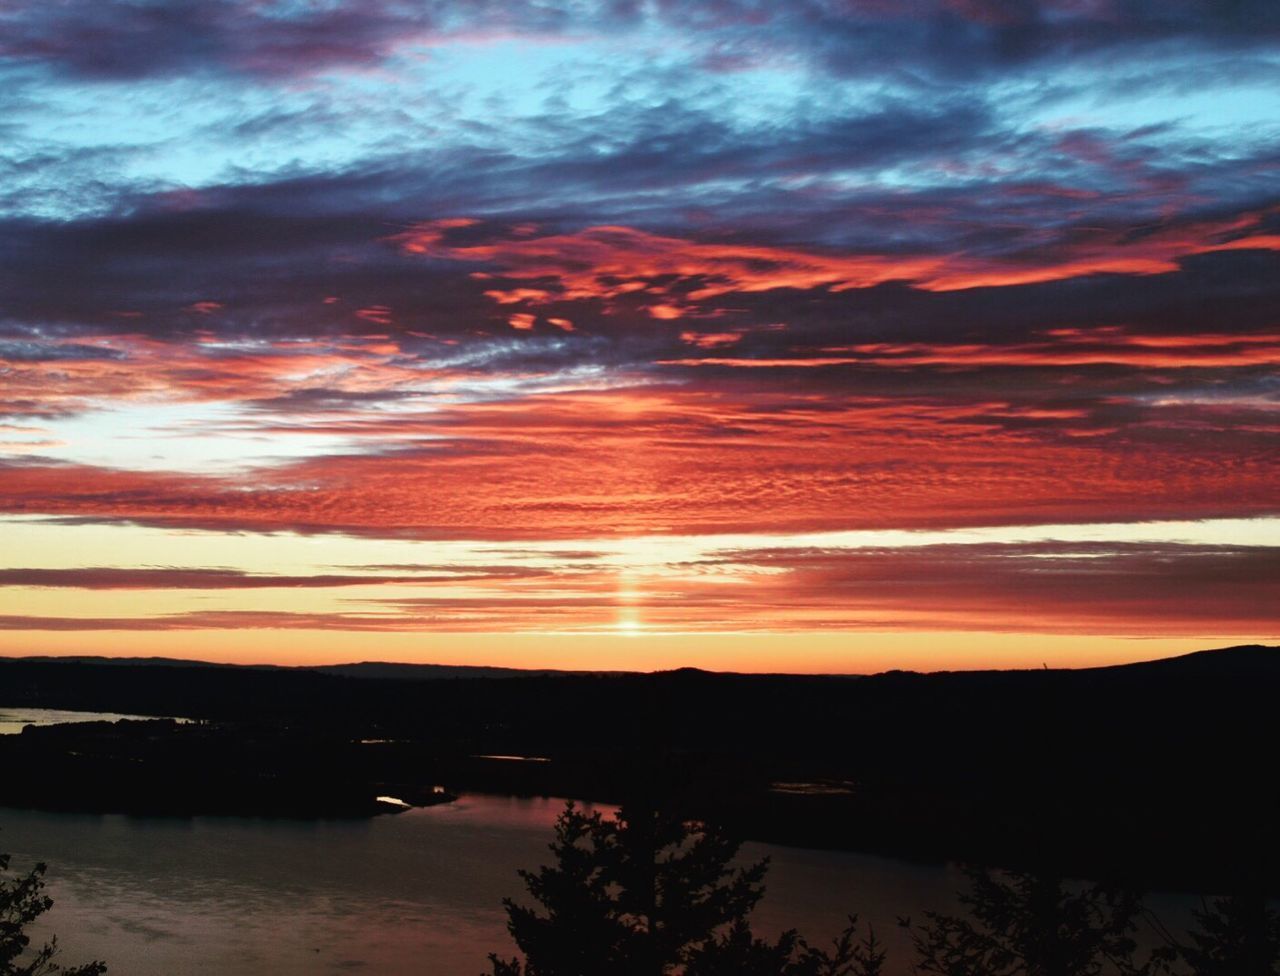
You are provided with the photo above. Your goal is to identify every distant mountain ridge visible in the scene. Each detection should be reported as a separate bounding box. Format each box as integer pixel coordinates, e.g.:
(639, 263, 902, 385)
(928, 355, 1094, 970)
(1101, 642, 1280, 677)
(313, 661, 626, 680)
(6, 643, 1276, 680)
(3, 655, 619, 680)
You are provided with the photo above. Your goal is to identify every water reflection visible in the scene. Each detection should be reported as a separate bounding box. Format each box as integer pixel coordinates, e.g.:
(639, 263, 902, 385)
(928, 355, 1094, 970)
(3, 797, 621, 975)
(0, 797, 1184, 976)
(0, 707, 187, 736)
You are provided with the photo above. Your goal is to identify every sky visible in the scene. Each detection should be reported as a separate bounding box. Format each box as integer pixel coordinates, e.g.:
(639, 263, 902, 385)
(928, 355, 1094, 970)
(0, 0, 1277, 672)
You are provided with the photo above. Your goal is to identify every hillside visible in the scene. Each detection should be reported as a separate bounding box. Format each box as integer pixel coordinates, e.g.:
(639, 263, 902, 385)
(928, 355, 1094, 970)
(1, 644, 1277, 892)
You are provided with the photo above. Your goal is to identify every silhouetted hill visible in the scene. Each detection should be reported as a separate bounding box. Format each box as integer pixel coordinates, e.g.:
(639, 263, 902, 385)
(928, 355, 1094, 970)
(9, 655, 248, 669)
(13, 643, 1274, 682)
(2, 644, 1277, 891)
(7, 654, 620, 681)
(315, 662, 569, 680)
(1100, 643, 1280, 678)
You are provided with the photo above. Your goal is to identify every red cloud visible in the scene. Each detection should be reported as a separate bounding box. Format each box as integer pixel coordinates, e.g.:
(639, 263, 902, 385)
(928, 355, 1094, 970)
(390, 211, 1280, 322)
(666, 329, 1280, 369)
(1, 386, 1275, 540)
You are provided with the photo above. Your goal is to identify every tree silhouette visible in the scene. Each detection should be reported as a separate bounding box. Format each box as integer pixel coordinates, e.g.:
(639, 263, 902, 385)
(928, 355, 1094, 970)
(487, 801, 1280, 976)
(486, 801, 882, 976)
(904, 866, 1175, 976)
(686, 915, 888, 976)
(1180, 895, 1280, 976)
(1, 853, 105, 976)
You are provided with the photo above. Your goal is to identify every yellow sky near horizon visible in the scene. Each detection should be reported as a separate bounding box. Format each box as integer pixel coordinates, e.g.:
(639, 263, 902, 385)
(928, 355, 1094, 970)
(1, 514, 1274, 673)
(0, 628, 1263, 675)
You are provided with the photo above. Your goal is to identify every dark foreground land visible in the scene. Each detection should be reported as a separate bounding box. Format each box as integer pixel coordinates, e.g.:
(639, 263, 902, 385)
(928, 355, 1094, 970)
(2, 644, 1277, 893)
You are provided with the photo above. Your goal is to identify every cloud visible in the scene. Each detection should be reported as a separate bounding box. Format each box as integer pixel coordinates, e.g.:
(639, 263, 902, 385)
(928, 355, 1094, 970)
(1, 375, 1275, 540)
(1, 183, 1276, 545)
(0, 340, 128, 363)
(1, 538, 1274, 636)
(0, 1, 445, 81)
(0, 611, 408, 631)
(0, 565, 549, 589)
(682, 540, 1280, 636)
(3, 1, 1275, 83)
(680, 0, 1280, 81)
(392, 208, 1280, 319)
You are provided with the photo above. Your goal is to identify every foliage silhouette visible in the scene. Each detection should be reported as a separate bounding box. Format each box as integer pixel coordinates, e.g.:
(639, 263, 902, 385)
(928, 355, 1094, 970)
(486, 801, 882, 976)
(903, 866, 1176, 976)
(1180, 895, 1280, 976)
(685, 916, 888, 976)
(0, 852, 105, 976)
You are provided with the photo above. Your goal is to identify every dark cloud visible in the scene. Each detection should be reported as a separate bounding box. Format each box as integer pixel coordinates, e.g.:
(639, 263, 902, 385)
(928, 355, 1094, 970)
(0, 340, 126, 362)
(3, 1, 1276, 83)
(2, 164, 1276, 348)
(684, 0, 1280, 81)
(0, 1, 433, 81)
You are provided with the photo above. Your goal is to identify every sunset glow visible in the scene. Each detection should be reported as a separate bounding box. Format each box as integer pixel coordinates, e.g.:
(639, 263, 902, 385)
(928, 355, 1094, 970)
(1, 1, 1277, 671)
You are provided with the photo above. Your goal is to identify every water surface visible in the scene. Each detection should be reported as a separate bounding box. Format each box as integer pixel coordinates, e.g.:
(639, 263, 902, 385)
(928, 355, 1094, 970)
(0, 706, 186, 736)
(3, 796, 964, 975)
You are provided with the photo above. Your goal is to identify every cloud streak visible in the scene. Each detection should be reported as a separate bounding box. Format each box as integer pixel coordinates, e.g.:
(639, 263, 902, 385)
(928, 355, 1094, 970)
(1, 537, 1273, 639)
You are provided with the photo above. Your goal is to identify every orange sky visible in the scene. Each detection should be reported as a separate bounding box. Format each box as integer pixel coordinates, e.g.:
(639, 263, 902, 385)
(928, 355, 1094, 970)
(0, 514, 1275, 671)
